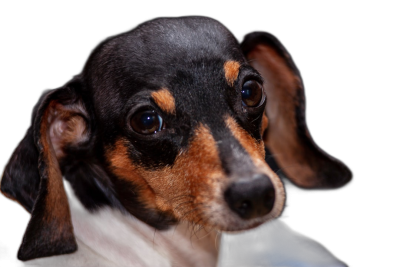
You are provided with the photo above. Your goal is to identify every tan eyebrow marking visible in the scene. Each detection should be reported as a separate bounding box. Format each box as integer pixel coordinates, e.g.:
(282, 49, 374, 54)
(224, 60, 241, 87)
(151, 88, 176, 114)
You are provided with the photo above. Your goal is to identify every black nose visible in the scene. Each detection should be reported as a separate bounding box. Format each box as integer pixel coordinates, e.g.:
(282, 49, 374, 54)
(224, 174, 275, 220)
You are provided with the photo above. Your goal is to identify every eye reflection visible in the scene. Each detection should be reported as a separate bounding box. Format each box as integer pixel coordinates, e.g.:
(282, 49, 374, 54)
(130, 109, 163, 135)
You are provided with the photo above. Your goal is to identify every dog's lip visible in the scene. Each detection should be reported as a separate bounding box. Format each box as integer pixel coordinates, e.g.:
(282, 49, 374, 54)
(196, 197, 284, 233)
(220, 222, 265, 233)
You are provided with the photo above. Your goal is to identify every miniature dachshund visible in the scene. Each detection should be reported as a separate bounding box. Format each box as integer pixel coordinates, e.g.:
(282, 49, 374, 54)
(0, 16, 351, 266)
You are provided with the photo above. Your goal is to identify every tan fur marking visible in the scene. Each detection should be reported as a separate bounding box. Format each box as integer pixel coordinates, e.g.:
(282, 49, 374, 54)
(261, 114, 269, 138)
(107, 125, 224, 224)
(107, 138, 157, 210)
(225, 116, 265, 161)
(151, 88, 176, 114)
(224, 60, 241, 86)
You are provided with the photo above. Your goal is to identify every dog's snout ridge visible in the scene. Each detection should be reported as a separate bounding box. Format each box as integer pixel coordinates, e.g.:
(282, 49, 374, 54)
(224, 174, 275, 220)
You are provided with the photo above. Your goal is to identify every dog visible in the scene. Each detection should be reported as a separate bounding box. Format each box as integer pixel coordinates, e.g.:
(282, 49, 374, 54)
(0, 16, 351, 266)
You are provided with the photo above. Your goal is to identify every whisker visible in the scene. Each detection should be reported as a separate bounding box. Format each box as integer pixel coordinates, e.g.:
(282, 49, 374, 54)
(173, 201, 193, 212)
(250, 113, 262, 123)
(180, 207, 201, 221)
(168, 194, 195, 201)
(152, 227, 157, 248)
(215, 231, 222, 250)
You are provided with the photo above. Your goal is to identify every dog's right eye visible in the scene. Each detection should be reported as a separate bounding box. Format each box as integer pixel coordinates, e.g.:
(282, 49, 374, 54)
(130, 109, 164, 135)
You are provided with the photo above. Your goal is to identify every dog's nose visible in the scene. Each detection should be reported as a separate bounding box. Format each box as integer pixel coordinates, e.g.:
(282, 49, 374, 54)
(224, 174, 275, 220)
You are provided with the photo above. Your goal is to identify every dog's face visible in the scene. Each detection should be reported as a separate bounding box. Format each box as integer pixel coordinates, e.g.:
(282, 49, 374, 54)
(1, 16, 351, 261)
(86, 18, 284, 231)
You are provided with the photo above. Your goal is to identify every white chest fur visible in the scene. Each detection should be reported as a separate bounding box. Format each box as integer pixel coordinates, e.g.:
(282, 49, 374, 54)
(31, 181, 218, 267)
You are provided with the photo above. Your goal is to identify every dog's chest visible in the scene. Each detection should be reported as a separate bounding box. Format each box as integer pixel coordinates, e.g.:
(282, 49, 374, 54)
(56, 183, 219, 267)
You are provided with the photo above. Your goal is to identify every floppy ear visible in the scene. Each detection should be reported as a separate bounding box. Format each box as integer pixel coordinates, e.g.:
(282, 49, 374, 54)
(0, 78, 90, 260)
(241, 32, 351, 189)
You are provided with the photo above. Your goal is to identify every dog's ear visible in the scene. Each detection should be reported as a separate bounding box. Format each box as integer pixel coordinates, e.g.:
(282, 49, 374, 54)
(241, 32, 351, 189)
(0, 78, 90, 260)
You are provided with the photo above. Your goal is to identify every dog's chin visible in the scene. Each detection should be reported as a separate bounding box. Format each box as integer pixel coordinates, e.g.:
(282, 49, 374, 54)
(209, 215, 276, 233)
(197, 203, 284, 233)
(218, 220, 266, 233)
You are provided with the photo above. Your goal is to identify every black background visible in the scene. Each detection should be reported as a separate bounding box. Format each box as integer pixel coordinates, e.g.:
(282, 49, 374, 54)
(0, 1, 392, 266)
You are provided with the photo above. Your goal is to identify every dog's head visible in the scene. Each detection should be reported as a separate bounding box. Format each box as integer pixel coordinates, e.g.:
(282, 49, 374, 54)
(1, 16, 351, 261)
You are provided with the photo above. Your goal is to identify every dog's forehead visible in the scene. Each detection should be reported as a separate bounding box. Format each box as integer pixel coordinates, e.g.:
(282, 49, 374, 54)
(84, 17, 245, 117)
(127, 16, 243, 66)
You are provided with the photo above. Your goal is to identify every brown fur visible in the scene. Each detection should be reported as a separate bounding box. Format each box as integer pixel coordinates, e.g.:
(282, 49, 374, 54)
(224, 60, 241, 87)
(107, 138, 158, 210)
(40, 103, 74, 229)
(107, 124, 225, 226)
(247, 44, 315, 186)
(261, 114, 269, 141)
(151, 88, 176, 114)
(48, 102, 88, 159)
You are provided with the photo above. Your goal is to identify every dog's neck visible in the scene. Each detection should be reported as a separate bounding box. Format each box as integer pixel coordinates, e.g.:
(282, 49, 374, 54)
(66, 182, 220, 267)
(71, 207, 219, 267)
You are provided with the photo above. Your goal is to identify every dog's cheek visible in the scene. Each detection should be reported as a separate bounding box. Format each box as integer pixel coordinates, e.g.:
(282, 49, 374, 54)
(106, 139, 181, 216)
(143, 124, 225, 222)
(106, 126, 225, 225)
(106, 139, 158, 209)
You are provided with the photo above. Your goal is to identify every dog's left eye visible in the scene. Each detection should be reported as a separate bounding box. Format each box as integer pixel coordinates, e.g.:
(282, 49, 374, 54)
(241, 80, 263, 107)
(130, 109, 164, 135)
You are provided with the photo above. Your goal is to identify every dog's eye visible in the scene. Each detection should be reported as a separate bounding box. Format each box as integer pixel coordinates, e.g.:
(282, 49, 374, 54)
(241, 80, 263, 107)
(130, 109, 164, 135)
